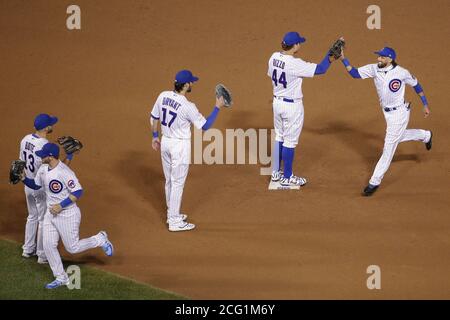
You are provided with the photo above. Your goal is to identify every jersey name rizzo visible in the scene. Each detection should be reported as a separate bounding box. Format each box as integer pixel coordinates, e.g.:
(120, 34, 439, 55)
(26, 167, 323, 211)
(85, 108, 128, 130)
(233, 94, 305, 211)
(268, 52, 317, 100)
(357, 64, 418, 109)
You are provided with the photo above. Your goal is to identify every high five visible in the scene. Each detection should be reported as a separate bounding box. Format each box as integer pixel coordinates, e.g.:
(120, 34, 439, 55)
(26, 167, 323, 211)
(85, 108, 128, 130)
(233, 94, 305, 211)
(340, 46, 432, 196)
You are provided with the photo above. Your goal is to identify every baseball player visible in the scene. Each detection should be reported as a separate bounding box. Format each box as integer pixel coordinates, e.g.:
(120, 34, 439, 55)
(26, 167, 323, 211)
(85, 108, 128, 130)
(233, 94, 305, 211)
(19, 114, 76, 263)
(19, 114, 58, 263)
(20, 143, 113, 289)
(268, 32, 337, 186)
(150, 70, 226, 232)
(340, 46, 432, 196)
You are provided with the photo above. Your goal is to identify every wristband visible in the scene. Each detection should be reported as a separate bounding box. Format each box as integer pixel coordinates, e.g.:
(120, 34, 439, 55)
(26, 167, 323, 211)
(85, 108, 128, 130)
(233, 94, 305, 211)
(152, 131, 159, 138)
(60, 197, 73, 209)
(420, 95, 428, 106)
(66, 153, 74, 161)
(342, 58, 350, 67)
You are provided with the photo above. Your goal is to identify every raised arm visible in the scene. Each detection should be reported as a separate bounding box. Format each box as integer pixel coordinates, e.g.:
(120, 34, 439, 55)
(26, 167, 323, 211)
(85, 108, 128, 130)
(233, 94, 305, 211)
(314, 53, 332, 75)
(201, 96, 225, 131)
(339, 50, 362, 79)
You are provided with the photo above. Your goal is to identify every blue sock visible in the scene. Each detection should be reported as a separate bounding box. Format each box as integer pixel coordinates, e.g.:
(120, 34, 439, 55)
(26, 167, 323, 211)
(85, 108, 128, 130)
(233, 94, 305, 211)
(273, 141, 283, 172)
(282, 146, 295, 178)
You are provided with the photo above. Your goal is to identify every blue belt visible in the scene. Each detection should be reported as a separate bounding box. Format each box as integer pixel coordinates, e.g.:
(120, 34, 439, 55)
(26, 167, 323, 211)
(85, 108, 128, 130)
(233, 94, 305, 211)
(384, 104, 411, 112)
(274, 96, 295, 103)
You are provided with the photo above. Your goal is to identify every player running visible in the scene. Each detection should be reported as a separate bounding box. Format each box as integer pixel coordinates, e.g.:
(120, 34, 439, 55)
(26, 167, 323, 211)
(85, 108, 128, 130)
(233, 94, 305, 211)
(18, 114, 79, 263)
(268, 32, 340, 187)
(340, 46, 432, 196)
(150, 70, 229, 232)
(19, 143, 114, 289)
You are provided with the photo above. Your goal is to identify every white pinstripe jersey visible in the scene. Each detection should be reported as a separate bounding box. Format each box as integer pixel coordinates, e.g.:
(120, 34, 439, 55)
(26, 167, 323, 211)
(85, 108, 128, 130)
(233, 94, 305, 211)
(19, 134, 49, 179)
(267, 52, 317, 100)
(151, 91, 207, 140)
(35, 161, 82, 208)
(358, 64, 418, 109)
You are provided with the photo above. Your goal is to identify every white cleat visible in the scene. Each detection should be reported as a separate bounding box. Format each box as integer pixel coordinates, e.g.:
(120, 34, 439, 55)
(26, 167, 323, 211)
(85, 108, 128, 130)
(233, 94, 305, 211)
(22, 251, 36, 258)
(37, 257, 49, 264)
(166, 214, 188, 224)
(280, 175, 307, 187)
(271, 170, 283, 182)
(168, 222, 196, 232)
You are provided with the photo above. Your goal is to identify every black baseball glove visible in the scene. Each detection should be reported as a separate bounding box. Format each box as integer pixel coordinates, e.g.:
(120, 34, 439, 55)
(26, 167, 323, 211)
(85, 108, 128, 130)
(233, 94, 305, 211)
(9, 160, 26, 184)
(57, 136, 83, 155)
(215, 84, 233, 107)
(329, 38, 345, 59)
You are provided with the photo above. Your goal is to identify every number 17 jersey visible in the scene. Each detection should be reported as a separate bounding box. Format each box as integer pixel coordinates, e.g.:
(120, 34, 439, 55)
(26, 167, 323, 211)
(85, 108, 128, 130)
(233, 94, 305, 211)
(151, 91, 207, 140)
(267, 52, 317, 100)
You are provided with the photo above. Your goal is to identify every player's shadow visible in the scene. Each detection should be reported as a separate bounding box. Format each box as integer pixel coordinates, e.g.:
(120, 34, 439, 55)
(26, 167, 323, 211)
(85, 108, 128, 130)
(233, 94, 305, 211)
(305, 120, 422, 181)
(63, 255, 107, 266)
(305, 120, 381, 163)
(115, 150, 166, 222)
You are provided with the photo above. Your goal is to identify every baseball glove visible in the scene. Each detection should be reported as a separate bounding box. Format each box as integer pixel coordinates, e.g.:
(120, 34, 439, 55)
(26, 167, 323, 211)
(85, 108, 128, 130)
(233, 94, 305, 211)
(9, 160, 26, 184)
(57, 136, 83, 154)
(215, 84, 233, 107)
(329, 38, 345, 59)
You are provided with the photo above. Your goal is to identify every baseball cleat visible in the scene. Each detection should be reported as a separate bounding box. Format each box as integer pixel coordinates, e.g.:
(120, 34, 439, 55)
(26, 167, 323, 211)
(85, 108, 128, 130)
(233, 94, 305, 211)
(425, 131, 432, 151)
(168, 222, 196, 232)
(100, 231, 114, 257)
(363, 184, 379, 196)
(271, 170, 283, 182)
(22, 251, 36, 258)
(37, 257, 48, 264)
(45, 279, 68, 289)
(166, 214, 188, 224)
(280, 175, 307, 187)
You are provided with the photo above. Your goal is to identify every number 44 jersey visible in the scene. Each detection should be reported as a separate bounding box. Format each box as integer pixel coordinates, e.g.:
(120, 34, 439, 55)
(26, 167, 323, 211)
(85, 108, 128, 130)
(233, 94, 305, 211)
(151, 91, 207, 140)
(19, 134, 49, 179)
(268, 52, 317, 100)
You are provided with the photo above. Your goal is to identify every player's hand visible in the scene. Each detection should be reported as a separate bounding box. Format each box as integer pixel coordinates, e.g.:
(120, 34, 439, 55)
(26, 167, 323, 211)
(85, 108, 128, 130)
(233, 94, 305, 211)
(152, 138, 161, 151)
(339, 48, 345, 60)
(423, 106, 430, 118)
(50, 204, 63, 215)
(215, 96, 225, 109)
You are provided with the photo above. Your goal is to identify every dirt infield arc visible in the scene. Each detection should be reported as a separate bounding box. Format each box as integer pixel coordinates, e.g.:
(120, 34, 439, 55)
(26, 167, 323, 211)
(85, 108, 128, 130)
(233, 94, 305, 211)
(1, 0, 449, 299)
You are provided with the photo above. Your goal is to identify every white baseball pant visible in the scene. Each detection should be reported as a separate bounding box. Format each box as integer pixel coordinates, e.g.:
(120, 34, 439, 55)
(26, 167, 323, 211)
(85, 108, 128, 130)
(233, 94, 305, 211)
(369, 104, 431, 186)
(23, 186, 46, 259)
(273, 98, 304, 148)
(43, 206, 105, 282)
(160, 136, 190, 226)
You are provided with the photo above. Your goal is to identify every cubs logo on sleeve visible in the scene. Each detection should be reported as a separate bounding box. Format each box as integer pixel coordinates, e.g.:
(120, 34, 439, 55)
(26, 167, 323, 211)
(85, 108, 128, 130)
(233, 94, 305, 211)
(389, 79, 402, 92)
(68, 180, 76, 189)
(49, 179, 63, 194)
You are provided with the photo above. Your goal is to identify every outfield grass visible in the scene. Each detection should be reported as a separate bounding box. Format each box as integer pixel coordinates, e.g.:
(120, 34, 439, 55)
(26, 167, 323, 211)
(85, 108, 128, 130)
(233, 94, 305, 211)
(0, 239, 186, 300)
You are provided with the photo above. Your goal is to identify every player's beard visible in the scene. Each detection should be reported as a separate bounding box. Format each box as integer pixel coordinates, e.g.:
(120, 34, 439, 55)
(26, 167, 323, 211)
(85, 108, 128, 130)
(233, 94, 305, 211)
(378, 62, 387, 68)
(42, 157, 50, 164)
(187, 84, 192, 93)
(47, 126, 53, 134)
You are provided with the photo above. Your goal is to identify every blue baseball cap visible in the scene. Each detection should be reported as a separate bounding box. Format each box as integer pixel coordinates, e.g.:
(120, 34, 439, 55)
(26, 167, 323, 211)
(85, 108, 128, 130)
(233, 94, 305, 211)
(34, 113, 58, 130)
(175, 70, 199, 84)
(283, 32, 306, 46)
(36, 143, 60, 159)
(374, 47, 396, 60)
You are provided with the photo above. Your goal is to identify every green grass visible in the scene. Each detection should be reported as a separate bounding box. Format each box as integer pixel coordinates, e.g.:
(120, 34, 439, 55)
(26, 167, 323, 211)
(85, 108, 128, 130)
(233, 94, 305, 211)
(0, 239, 186, 300)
